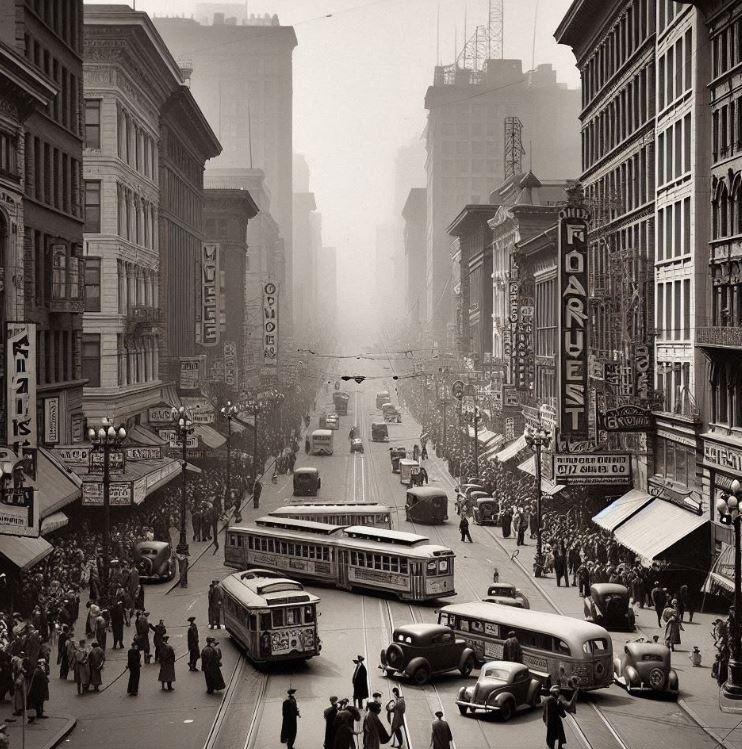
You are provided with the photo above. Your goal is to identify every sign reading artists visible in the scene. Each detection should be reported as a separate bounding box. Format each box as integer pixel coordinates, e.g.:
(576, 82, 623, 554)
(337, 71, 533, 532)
(263, 282, 278, 366)
(201, 243, 220, 347)
(7, 322, 37, 453)
(557, 205, 590, 440)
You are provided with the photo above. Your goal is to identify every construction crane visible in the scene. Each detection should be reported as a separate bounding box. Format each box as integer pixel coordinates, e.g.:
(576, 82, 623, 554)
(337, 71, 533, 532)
(456, 0, 503, 71)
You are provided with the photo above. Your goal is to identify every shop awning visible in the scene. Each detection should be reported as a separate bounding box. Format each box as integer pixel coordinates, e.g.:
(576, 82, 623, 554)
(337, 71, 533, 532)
(40, 511, 68, 536)
(592, 489, 654, 532)
(35, 449, 82, 519)
(194, 424, 227, 449)
(613, 498, 708, 565)
(494, 435, 528, 464)
(77, 457, 181, 506)
(0, 535, 53, 570)
(517, 456, 565, 496)
(128, 424, 167, 446)
(703, 542, 735, 594)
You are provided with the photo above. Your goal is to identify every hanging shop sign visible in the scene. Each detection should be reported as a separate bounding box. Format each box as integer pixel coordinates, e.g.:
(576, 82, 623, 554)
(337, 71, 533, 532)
(201, 243, 220, 347)
(598, 405, 654, 432)
(157, 429, 198, 450)
(54, 446, 90, 466)
(125, 446, 162, 461)
(148, 407, 174, 424)
(502, 385, 519, 408)
(0, 485, 37, 538)
(82, 481, 132, 506)
(553, 453, 631, 485)
(263, 281, 278, 366)
(6, 321, 37, 452)
(557, 206, 590, 440)
(634, 344, 651, 400)
(43, 397, 59, 445)
(703, 441, 742, 474)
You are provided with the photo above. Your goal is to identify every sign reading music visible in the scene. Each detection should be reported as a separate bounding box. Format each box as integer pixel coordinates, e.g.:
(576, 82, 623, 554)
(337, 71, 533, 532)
(557, 206, 590, 440)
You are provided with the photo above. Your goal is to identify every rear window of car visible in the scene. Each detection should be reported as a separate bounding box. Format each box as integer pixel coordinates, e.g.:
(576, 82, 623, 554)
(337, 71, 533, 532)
(583, 638, 610, 655)
(641, 654, 663, 662)
(140, 549, 158, 556)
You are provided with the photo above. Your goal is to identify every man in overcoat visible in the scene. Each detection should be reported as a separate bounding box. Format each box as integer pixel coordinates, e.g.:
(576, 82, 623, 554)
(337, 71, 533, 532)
(351, 655, 368, 709)
(280, 688, 300, 749)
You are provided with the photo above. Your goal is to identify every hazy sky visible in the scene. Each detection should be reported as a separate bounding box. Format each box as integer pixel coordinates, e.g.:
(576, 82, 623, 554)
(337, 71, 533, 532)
(86, 0, 580, 317)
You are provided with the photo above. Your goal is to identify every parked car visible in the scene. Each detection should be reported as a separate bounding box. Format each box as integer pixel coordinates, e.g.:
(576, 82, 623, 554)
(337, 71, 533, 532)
(379, 623, 476, 685)
(485, 583, 530, 609)
(293, 467, 321, 496)
(456, 490, 488, 516)
(472, 497, 499, 525)
(350, 438, 364, 454)
(583, 583, 635, 631)
(613, 639, 679, 697)
(483, 596, 527, 609)
(456, 661, 542, 720)
(134, 541, 175, 583)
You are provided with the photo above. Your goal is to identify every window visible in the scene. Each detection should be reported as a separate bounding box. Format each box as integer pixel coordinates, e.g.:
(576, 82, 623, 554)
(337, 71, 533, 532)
(683, 114, 691, 172)
(85, 100, 101, 149)
(84, 180, 101, 233)
(82, 334, 101, 387)
(84, 257, 101, 312)
(683, 279, 690, 338)
(685, 29, 692, 92)
(683, 197, 691, 255)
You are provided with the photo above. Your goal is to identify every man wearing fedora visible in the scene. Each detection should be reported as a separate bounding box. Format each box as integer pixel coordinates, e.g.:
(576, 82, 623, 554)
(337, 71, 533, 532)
(280, 687, 300, 749)
(352, 654, 368, 709)
(157, 634, 176, 691)
(201, 637, 225, 694)
(430, 710, 453, 749)
(187, 616, 200, 672)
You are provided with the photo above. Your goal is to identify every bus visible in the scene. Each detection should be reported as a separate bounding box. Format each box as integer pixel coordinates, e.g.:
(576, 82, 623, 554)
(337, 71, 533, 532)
(225, 517, 455, 602)
(333, 391, 350, 415)
(437, 602, 613, 691)
(271, 503, 393, 529)
(306, 429, 333, 455)
(371, 422, 389, 442)
(376, 390, 391, 408)
(219, 572, 322, 663)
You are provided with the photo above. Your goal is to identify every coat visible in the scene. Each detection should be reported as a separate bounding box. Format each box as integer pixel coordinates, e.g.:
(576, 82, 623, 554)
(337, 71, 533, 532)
(280, 696, 299, 744)
(665, 616, 683, 646)
(88, 645, 105, 687)
(352, 662, 369, 700)
(74, 648, 89, 687)
(201, 645, 226, 691)
(333, 707, 360, 749)
(27, 667, 48, 706)
(324, 704, 339, 748)
(431, 718, 453, 749)
(158, 643, 176, 683)
(187, 625, 200, 654)
(503, 636, 523, 663)
(543, 695, 571, 746)
(389, 696, 406, 733)
(362, 710, 389, 749)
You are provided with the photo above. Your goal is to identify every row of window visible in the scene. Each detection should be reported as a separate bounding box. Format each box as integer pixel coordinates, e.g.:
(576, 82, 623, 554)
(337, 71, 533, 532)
(116, 183, 157, 249)
(534, 276, 556, 358)
(26, 228, 83, 309)
(711, 178, 742, 240)
(657, 28, 693, 112)
(246, 534, 332, 561)
(712, 276, 742, 328)
(116, 102, 157, 181)
(654, 435, 695, 488)
(160, 166, 203, 230)
(656, 278, 691, 340)
(582, 66, 651, 169)
(38, 327, 78, 387)
(657, 196, 691, 261)
(24, 136, 82, 217)
(657, 114, 692, 187)
(581, 0, 652, 110)
(711, 14, 742, 80)
(116, 260, 159, 315)
(81, 332, 160, 389)
(26, 0, 82, 52)
(712, 97, 742, 163)
(657, 0, 681, 35)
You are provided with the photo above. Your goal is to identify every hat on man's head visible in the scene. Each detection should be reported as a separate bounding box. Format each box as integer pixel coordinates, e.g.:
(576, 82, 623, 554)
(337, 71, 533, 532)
(187, 616, 196, 622)
(435, 711, 443, 718)
(549, 684, 561, 694)
(287, 688, 296, 695)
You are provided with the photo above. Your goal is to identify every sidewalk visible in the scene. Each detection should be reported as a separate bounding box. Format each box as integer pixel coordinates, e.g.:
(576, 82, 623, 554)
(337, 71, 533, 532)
(425, 447, 742, 749)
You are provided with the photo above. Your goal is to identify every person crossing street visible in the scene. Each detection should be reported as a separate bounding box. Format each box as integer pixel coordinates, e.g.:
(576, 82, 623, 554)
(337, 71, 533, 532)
(187, 616, 200, 671)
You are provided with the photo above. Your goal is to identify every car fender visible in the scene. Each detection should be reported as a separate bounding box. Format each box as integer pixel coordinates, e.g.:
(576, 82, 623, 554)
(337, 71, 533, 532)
(624, 664, 639, 686)
(626, 608, 635, 627)
(458, 648, 476, 670)
(456, 685, 471, 702)
(667, 669, 679, 692)
(526, 679, 541, 703)
(404, 656, 430, 677)
(490, 690, 515, 708)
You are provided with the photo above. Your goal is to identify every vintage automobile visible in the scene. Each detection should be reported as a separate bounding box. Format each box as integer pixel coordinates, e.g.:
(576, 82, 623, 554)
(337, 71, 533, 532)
(350, 438, 364, 454)
(486, 583, 530, 609)
(472, 497, 499, 525)
(325, 414, 340, 430)
(293, 467, 321, 496)
(456, 490, 488, 516)
(583, 583, 636, 631)
(371, 422, 389, 442)
(613, 639, 679, 696)
(482, 597, 526, 608)
(405, 487, 448, 524)
(379, 623, 476, 685)
(456, 661, 542, 720)
(134, 541, 175, 583)
(382, 403, 402, 423)
(390, 447, 407, 472)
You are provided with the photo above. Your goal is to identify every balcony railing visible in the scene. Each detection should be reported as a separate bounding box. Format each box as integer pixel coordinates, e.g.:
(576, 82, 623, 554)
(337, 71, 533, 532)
(697, 326, 742, 349)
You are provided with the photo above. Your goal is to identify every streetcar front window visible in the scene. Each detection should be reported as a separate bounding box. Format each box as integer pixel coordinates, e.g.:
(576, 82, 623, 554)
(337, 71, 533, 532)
(438, 559, 449, 573)
(427, 561, 436, 575)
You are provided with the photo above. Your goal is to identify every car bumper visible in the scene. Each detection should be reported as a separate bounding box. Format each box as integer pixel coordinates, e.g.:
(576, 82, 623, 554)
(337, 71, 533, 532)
(455, 699, 498, 713)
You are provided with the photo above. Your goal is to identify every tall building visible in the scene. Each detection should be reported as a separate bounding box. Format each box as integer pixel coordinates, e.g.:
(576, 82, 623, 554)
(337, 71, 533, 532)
(424, 60, 581, 347)
(402, 188, 427, 328)
(316, 245, 338, 333)
(153, 13, 296, 331)
(292, 190, 319, 339)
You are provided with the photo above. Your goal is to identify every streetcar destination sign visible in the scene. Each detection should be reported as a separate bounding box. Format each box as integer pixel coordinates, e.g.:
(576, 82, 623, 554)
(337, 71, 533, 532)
(553, 453, 631, 485)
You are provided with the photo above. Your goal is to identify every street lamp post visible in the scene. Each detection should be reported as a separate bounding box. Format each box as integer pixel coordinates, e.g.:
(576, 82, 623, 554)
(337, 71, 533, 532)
(525, 424, 551, 578)
(171, 406, 194, 556)
(220, 401, 238, 512)
(717, 479, 742, 700)
(87, 419, 127, 599)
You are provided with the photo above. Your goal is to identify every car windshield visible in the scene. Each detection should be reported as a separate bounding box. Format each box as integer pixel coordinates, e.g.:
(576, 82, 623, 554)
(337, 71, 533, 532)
(483, 667, 510, 680)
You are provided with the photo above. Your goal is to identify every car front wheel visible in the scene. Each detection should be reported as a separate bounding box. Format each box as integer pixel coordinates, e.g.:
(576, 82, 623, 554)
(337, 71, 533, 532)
(457, 704, 467, 716)
(498, 699, 515, 722)
(412, 666, 430, 686)
(460, 655, 475, 677)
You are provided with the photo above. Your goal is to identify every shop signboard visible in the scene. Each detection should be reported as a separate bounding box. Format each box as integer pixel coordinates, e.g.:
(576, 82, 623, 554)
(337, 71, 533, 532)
(7, 321, 37, 452)
(125, 446, 162, 461)
(635, 344, 651, 400)
(148, 407, 174, 425)
(598, 405, 653, 432)
(158, 429, 198, 450)
(43, 397, 59, 444)
(224, 340, 238, 388)
(201, 242, 220, 346)
(502, 386, 519, 408)
(557, 206, 590, 439)
(179, 357, 202, 391)
(263, 281, 278, 366)
(0, 486, 37, 537)
(553, 453, 631, 485)
(54, 446, 90, 466)
(505, 417, 515, 441)
(133, 477, 147, 506)
(703, 441, 742, 474)
(89, 450, 125, 475)
(82, 481, 132, 506)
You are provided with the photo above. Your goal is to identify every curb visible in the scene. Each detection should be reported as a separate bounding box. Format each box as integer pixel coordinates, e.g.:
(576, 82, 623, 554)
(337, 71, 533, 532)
(678, 697, 732, 749)
(44, 714, 77, 749)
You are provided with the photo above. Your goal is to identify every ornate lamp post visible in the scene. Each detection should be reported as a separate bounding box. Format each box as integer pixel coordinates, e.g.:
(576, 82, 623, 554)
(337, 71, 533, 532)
(171, 406, 194, 556)
(717, 479, 742, 700)
(220, 401, 238, 511)
(87, 419, 127, 598)
(525, 424, 551, 578)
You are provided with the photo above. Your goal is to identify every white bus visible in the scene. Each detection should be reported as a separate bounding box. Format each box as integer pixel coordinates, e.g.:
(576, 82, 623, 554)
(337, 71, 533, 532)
(307, 429, 333, 455)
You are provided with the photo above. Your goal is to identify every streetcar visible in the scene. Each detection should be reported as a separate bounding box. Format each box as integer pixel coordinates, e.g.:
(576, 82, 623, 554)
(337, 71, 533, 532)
(437, 601, 613, 691)
(271, 503, 393, 529)
(219, 571, 322, 663)
(225, 517, 456, 602)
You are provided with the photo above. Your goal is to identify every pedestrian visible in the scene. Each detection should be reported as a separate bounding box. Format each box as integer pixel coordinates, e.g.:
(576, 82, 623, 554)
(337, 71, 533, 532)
(664, 608, 683, 652)
(253, 478, 262, 509)
(333, 700, 360, 749)
(502, 630, 523, 663)
(187, 616, 200, 671)
(419, 466, 429, 484)
(135, 610, 152, 664)
(501, 507, 512, 538)
(324, 695, 339, 749)
(73, 639, 89, 695)
(57, 624, 70, 679)
(177, 552, 189, 588)
(388, 687, 406, 748)
(201, 637, 226, 694)
(543, 684, 579, 749)
(516, 511, 527, 546)
(192, 506, 202, 542)
(459, 514, 473, 543)
(421, 444, 428, 461)
(280, 688, 300, 749)
(153, 618, 167, 663)
(651, 581, 664, 627)
(368, 691, 382, 711)
(88, 640, 105, 692)
(352, 654, 368, 709)
(111, 599, 125, 649)
(678, 584, 689, 622)
(158, 634, 176, 691)
(430, 710, 453, 749)
(27, 659, 49, 721)
(126, 641, 141, 696)
(208, 580, 223, 629)
(363, 700, 390, 749)
(554, 549, 568, 588)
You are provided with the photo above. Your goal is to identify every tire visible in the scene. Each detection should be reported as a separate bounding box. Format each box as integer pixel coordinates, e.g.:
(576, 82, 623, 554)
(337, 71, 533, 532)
(386, 644, 404, 669)
(530, 691, 541, 708)
(460, 655, 475, 678)
(412, 666, 430, 686)
(457, 704, 467, 716)
(499, 699, 515, 722)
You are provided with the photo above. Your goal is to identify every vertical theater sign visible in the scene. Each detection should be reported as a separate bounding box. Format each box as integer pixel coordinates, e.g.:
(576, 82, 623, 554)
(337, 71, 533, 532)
(201, 243, 220, 346)
(263, 281, 278, 367)
(7, 322, 37, 453)
(557, 203, 590, 440)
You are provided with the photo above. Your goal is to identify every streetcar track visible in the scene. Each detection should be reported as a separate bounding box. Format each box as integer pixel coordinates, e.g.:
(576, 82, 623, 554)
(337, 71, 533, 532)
(203, 653, 247, 749)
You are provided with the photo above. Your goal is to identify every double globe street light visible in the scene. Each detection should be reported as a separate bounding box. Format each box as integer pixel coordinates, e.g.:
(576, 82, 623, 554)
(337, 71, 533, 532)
(524, 423, 551, 578)
(171, 406, 194, 557)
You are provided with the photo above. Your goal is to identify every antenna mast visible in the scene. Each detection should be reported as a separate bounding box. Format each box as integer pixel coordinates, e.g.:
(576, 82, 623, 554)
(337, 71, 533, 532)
(454, 0, 503, 72)
(504, 117, 525, 179)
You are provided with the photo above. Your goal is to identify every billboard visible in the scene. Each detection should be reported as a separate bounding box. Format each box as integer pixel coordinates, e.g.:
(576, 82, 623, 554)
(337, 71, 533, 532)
(553, 453, 631, 485)
(263, 281, 278, 366)
(7, 322, 37, 452)
(557, 206, 590, 440)
(201, 243, 220, 346)
(0, 486, 37, 538)
(224, 340, 238, 388)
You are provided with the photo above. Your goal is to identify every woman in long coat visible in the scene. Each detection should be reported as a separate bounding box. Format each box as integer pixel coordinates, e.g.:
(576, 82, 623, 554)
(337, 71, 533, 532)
(501, 508, 512, 538)
(27, 661, 49, 718)
(88, 641, 105, 692)
(664, 612, 683, 651)
(157, 635, 176, 690)
(363, 701, 390, 749)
